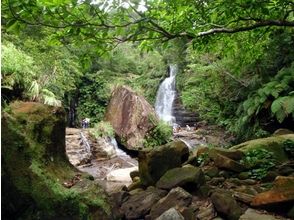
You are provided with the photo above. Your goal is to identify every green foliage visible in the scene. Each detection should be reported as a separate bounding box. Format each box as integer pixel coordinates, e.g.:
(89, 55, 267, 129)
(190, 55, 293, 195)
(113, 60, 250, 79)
(1, 41, 36, 95)
(240, 149, 276, 180)
(90, 121, 114, 139)
(196, 152, 209, 167)
(144, 119, 173, 148)
(283, 139, 294, 158)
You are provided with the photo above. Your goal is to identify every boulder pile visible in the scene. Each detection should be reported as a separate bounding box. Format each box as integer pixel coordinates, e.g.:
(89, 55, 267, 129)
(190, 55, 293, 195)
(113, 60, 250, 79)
(110, 134, 294, 220)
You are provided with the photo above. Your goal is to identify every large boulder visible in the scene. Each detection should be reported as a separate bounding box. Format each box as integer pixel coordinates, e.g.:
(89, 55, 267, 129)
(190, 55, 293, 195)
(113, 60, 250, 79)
(231, 134, 294, 162)
(150, 187, 192, 219)
(105, 86, 158, 150)
(139, 140, 189, 186)
(251, 176, 294, 207)
(211, 190, 243, 220)
(120, 186, 167, 219)
(2, 102, 112, 219)
(156, 165, 205, 190)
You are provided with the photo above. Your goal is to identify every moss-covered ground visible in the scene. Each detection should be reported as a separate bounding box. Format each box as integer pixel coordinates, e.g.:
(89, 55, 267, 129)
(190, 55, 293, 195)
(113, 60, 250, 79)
(2, 102, 112, 219)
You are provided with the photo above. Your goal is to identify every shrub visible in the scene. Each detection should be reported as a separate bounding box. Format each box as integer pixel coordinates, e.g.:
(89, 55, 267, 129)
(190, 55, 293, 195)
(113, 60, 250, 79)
(144, 120, 173, 148)
(240, 148, 276, 180)
(90, 121, 114, 139)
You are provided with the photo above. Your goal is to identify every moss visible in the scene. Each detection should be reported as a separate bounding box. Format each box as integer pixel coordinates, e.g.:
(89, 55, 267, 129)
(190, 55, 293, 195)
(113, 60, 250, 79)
(2, 101, 112, 219)
(231, 134, 294, 162)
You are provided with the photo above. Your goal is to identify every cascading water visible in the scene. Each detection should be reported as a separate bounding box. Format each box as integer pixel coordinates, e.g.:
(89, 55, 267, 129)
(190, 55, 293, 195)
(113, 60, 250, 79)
(155, 64, 177, 124)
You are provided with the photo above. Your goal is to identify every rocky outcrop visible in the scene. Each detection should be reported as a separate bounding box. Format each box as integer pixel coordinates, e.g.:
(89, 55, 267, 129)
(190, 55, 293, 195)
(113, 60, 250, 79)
(105, 86, 158, 150)
(2, 102, 112, 219)
(113, 133, 294, 219)
(66, 128, 92, 166)
(139, 140, 189, 186)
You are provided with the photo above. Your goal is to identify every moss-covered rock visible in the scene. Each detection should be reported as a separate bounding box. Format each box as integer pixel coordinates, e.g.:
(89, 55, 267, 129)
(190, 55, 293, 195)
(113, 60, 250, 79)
(231, 134, 294, 162)
(156, 165, 205, 190)
(138, 140, 189, 186)
(2, 102, 112, 219)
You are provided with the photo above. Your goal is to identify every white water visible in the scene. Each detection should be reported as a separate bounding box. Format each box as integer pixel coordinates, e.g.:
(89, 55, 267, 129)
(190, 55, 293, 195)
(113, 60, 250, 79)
(110, 137, 127, 157)
(155, 64, 177, 124)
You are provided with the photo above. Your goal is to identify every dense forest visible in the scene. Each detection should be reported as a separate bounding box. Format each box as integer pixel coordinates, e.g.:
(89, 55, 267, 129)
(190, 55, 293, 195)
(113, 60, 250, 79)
(1, 1, 294, 219)
(2, 0, 294, 141)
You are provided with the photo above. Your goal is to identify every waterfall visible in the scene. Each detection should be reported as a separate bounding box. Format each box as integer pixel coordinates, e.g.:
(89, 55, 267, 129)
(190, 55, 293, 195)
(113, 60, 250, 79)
(155, 64, 177, 124)
(110, 137, 127, 157)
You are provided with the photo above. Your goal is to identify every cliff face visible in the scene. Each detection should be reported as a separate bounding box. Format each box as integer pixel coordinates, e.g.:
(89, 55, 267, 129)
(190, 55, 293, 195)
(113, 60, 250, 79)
(2, 102, 112, 219)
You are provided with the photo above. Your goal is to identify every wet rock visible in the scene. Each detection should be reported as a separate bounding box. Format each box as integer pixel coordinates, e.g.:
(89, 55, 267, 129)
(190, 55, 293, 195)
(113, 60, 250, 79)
(251, 176, 294, 207)
(150, 187, 192, 219)
(106, 167, 138, 183)
(105, 86, 158, 150)
(155, 207, 184, 220)
(239, 208, 287, 220)
(211, 190, 243, 220)
(209, 151, 246, 172)
(156, 165, 205, 190)
(139, 140, 189, 186)
(120, 186, 167, 219)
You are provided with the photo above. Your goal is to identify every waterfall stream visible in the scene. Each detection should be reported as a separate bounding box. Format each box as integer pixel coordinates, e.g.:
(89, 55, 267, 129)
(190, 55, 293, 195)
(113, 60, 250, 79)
(155, 64, 177, 124)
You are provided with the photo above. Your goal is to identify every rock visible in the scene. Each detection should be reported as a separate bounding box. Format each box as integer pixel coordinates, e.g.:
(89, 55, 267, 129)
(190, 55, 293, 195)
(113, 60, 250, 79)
(106, 166, 138, 183)
(208, 177, 225, 186)
(110, 191, 129, 207)
(156, 165, 205, 190)
(209, 151, 246, 172)
(180, 207, 195, 220)
(251, 176, 294, 207)
(150, 187, 192, 219)
(120, 186, 167, 219)
(92, 137, 117, 159)
(204, 166, 219, 178)
(2, 102, 112, 219)
(196, 201, 217, 220)
(231, 134, 294, 162)
(232, 191, 254, 205)
(127, 179, 142, 191)
(105, 86, 158, 150)
(210, 190, 243, 220)
(273, 128, 294, 136)
(130, 170, 140, 180)
(210, 148, 245, 161)
(155, 207, 185, 220)
(239, 208, 287, 220)
(238, 172, 250, 180)
(139, 140, 189, 186)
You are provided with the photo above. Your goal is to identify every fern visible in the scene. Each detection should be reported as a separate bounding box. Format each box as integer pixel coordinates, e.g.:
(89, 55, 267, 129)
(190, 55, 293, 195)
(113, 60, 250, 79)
(237, 62, 294, 132)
